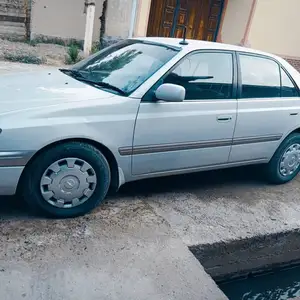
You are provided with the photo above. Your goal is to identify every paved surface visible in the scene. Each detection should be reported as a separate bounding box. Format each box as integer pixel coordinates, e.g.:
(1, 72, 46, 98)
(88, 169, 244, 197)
(2, 166, 300, 299)
(144, 167, 300, 246)
(0, 196, 226, 300)
(0, 61, 55, 74)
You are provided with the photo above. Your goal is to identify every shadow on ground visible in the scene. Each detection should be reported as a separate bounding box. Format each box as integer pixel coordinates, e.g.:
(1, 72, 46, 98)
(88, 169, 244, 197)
(119, 165, 262, 197)
(0, 166, 262, 219)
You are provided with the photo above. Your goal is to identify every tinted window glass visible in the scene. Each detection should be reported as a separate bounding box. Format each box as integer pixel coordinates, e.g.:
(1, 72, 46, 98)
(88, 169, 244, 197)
(240, 55, 280, 98)
(163, 52, 233, 100)
(281, 68, 299, 97)
(71, 40, 179, 95)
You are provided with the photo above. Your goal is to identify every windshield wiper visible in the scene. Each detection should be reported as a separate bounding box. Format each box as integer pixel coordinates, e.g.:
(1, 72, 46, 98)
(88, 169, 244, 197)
(90, 81, 127, 96)
(60, 68, 126, 96)
(59, 68, 84, 78)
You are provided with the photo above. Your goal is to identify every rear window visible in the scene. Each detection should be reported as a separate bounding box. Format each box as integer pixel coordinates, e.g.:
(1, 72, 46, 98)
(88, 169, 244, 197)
(239, 54, 281, 99)
(281, 68, 299, 97)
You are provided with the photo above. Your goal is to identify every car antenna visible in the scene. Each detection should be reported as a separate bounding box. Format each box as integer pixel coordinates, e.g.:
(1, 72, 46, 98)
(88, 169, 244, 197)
(179, 27, 188, 45)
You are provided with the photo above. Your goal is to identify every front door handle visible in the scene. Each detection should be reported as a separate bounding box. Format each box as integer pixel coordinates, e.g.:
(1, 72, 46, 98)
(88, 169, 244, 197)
(217, 115, 232, 122)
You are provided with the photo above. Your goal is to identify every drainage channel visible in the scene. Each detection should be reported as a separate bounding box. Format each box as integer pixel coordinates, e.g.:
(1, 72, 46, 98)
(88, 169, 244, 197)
(219, 264, 300, 299)
(189, 229, 300, 300)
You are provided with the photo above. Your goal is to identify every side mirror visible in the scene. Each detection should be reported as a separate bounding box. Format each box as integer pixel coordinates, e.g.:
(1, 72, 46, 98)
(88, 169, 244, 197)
(155, 83, 185, 102)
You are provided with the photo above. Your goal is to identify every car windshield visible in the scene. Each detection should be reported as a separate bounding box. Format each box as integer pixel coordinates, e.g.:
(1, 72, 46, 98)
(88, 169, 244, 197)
(69, 40, 180, 95)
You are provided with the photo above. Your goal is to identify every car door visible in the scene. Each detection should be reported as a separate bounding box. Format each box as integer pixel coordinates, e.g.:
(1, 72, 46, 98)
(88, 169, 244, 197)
(131, 50, 238, 175)
(229, 53, 300, 163)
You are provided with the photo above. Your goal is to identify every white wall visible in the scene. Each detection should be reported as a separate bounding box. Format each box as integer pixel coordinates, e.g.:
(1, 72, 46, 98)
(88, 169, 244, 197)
(220, 0, 253, 45)
(31, 0, 133, 41)
(248, 0, 300, 57)
(134, 0, 152, 37)
(106, 0, 133, 38)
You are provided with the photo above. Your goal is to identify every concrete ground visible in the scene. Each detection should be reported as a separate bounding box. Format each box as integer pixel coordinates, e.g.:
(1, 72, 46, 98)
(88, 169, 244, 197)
(2, 167, 300, 300)
(2, 62, 300, 299)
(145, 168, 300, 246)
(0, 196, 226, 300)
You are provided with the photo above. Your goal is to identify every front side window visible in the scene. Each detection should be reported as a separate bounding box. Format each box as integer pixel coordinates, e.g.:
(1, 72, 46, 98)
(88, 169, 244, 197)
(67, 40, 179, 95)
(281, 68, 299, 97)
(163, 52, 233, 100)
(239, 54, 281, 98)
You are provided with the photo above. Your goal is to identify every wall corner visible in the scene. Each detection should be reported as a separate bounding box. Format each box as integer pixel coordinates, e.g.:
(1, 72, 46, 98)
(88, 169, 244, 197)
(240, 0, 257, 47)
(216, 0, 229, 43)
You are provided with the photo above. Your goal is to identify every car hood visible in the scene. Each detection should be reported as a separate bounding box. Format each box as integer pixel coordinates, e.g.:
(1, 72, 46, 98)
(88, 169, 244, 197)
(0, 68, 114, 115)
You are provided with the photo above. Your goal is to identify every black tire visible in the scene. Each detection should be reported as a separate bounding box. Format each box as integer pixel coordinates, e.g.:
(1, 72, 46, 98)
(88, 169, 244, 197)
(265, 133, 300, 184)
(21, 142, 111, 218)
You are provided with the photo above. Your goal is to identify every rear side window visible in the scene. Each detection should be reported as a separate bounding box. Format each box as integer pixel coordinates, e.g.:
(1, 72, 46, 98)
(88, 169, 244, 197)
(281, 68, 299, 97)
(239, 54, 281, 98)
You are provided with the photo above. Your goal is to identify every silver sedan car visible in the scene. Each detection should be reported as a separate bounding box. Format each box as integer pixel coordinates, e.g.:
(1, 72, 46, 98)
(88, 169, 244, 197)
(2, 37, 300, 218)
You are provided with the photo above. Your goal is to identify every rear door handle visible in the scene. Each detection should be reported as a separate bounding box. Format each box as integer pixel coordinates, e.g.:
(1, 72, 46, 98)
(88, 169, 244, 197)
(217, 115, 232, 122)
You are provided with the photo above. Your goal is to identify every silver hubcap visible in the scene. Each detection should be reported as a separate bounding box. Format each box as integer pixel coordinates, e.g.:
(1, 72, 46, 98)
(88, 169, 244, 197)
(40, 158, 97, 208)
(279, 143, 300, 177)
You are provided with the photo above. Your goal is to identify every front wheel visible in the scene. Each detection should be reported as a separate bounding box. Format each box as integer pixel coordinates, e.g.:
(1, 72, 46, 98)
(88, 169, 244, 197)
(265, 133, 300, 184)
(22, 142, 111, 218)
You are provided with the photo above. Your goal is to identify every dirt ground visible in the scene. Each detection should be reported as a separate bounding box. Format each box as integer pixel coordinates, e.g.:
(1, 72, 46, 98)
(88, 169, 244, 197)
(1, 167, 300, 300)
(1, 171, 237, 300)
(0, 38, 78, 65)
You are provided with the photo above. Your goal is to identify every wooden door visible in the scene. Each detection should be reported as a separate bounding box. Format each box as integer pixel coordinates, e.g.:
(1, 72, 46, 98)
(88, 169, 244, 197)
(147, 0, 224, 42)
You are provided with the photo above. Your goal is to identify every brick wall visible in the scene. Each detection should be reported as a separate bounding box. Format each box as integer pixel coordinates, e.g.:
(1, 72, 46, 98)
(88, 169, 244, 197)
(0, 0, 28, 40)
(285, 58, 300, 73)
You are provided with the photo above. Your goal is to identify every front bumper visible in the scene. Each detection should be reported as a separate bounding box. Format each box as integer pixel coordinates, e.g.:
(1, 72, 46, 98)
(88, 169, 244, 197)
(0, 167, 24, 195)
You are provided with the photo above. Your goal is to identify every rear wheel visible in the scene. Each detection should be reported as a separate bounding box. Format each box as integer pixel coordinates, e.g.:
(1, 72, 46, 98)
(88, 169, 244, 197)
(265, 133, 300, 184)
(22, 142, 111, 218)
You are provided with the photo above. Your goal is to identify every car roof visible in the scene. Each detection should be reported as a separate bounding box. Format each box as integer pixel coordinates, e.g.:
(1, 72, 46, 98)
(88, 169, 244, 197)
(135, 37, 279, 60)
(133, 37, 300, 88)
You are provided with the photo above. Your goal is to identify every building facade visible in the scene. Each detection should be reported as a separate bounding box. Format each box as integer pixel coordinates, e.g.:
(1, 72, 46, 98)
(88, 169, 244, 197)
(134, 0, 300, 70)
(0, 0, 299, 70)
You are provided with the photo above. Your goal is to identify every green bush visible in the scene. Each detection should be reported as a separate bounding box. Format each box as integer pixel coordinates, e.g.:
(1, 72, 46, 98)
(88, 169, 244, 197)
(31, 36, 66, 47)
(65, 44, 81, 64)
(25, 39, 37, 47)
(91, 43, 100, 54)
(30, 37, 84, 49)
(68, 39, 84, 50)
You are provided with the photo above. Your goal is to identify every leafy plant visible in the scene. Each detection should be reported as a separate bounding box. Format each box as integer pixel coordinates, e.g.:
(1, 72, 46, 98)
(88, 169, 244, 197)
(65, 44, 81, 64)
(68, 39, 84, 50)
(25, 39, 37, 47)
(32, 36, 66, 46)
(30, 36, 84, 49)
(91, 42, 100, 54)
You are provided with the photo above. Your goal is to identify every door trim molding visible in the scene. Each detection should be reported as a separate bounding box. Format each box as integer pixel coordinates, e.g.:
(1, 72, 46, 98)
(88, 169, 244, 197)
(232, 134, 282, 145)
(0, 150, 35, 167)
(119, 134, 282, 156)
(119, 139, 232, 156)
